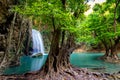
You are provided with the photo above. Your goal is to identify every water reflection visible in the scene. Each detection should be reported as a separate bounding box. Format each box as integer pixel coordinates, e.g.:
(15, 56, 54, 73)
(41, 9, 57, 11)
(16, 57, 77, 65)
(4, 54, 48, 75)
(4, 53, 120, 75)
(30, 55, 46, 71)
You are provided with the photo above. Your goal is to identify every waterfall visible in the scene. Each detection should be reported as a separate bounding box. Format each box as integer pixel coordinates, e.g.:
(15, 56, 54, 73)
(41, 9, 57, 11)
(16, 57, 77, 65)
(31, 29, 45, 56)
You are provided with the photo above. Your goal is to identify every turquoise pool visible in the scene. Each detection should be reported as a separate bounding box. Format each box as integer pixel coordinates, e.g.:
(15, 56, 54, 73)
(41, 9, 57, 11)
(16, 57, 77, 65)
(3, 52, 120, 75)
(70, 52, 120, 73)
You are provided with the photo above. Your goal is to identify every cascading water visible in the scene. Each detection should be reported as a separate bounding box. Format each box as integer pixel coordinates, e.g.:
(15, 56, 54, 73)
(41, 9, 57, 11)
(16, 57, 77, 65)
(3, 30, 47, 75)
(31, 29, 45, 56)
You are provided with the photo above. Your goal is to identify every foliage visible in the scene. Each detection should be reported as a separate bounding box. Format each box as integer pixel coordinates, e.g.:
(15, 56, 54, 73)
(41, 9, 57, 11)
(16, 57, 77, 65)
(13, 0, 88, 44)
(13, 0, 120, 50)
(80, 0, 120, 47)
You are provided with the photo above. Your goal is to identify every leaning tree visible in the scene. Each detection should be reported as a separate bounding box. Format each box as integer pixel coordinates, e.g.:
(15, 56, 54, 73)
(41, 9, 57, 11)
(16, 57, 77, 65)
(0, 0, 32, 73)
(80, 0, 120, 62)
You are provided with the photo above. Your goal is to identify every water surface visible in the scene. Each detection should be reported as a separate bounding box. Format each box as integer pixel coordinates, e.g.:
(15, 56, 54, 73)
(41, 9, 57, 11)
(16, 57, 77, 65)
(4, 54, 48, 75)
(4, 52, 120, 75)
(70, 52, 120, 73)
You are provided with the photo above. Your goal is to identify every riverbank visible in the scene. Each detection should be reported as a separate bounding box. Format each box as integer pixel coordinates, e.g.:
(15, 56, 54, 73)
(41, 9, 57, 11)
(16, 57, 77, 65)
(0, 68, 120, 80)
(74, 47, 120, 53)
(0, 53, 120, 80)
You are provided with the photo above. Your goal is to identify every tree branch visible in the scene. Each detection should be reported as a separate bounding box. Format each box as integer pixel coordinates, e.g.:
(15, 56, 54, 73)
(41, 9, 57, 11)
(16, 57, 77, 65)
(113, 0, 120, 32)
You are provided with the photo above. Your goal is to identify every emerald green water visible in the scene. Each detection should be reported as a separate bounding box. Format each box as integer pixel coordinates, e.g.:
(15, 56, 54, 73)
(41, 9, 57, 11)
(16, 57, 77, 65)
(70, 52, 120, 73)
(4, 54, 48, 75)
(3, 53, 120, 75)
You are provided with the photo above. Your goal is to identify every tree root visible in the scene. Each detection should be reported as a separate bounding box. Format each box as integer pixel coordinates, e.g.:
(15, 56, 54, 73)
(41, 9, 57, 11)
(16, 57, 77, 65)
(0, 67, 109, 80)
(99, 55, 120, 63)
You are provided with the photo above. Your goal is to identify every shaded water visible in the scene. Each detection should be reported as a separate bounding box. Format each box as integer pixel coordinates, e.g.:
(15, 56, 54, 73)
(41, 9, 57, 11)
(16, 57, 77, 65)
(70, 52, 120, 73)
(4, 55, 48, 75)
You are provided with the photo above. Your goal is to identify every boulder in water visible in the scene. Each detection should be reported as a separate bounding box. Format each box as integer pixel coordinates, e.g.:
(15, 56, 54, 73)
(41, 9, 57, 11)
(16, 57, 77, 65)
(31, 53, 43, 58)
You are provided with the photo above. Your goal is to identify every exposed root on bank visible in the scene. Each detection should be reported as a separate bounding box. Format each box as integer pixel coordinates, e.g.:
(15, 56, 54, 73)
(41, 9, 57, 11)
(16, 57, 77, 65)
(99, 55, 120, 63)
(0, 67, 109, 80)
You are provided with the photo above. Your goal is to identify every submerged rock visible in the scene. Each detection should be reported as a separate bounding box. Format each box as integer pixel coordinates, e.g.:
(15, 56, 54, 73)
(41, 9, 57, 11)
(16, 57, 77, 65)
(31, 53, 43, 58)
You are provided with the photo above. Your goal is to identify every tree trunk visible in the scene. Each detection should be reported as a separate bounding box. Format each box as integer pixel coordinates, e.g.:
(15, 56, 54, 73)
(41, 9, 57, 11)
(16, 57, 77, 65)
(100, 39, 110, 59)
(21, 30, 103, 80)
(0, 0, 32, 72)
(110, 45, 118, 60)
(109, 0, 120, 62)
(24, 19, 32, 55)
(0, 0, 15, 71)
(110, 37, 120, 60)
(42, 28, 61, 73)
(101, 38, 119, 62)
